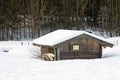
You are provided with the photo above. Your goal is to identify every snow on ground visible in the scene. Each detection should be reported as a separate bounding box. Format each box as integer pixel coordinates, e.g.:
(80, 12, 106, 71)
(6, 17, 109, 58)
(0, 41, 32, 52)
(0, 37, 120, 80)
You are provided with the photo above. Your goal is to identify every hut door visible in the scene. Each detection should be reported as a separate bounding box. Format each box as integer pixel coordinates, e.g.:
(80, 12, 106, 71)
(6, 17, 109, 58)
(72, 44, 80, 58)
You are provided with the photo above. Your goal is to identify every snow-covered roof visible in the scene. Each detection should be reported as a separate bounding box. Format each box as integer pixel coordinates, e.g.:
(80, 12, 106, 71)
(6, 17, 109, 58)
(33, 29, 113, 47)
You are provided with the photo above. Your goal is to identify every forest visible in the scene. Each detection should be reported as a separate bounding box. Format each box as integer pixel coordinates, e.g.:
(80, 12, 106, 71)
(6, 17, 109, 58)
(0, 0, 120, 40)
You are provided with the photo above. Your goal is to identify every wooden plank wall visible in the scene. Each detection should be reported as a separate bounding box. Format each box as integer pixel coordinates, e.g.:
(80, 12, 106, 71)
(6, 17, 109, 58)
(60, 37, 102, 59)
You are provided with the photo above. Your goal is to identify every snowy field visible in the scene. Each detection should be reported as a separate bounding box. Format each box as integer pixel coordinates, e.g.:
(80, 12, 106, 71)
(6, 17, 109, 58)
(0, 37, 120, 80)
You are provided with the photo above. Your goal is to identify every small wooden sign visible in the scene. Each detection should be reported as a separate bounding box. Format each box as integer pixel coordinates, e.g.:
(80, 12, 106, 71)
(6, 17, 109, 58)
(73, 44, 80, 51)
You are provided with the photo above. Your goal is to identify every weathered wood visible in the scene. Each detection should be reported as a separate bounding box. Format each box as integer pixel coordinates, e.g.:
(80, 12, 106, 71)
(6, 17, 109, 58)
(54, 48, 57, 60)
(60, 51, 101, 59)
(53, 34, 113, 48)
(41, 46, 54, 53)
(59, 36, 103, 59)
(56, 48, 60, 60)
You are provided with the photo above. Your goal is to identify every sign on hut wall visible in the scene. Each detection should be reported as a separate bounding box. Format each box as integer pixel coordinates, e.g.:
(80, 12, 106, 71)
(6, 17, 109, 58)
(72, 44, 80, 51)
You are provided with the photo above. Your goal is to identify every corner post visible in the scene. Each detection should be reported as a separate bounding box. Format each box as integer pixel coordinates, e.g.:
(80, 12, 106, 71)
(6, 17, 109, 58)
(54, 48, 57, 60)
(54, 48, 60, 60)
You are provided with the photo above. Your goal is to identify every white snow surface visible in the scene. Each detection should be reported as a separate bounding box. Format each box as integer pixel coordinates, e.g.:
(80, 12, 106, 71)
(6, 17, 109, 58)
(33, 29, 113, 46)
(0, 37, 120, 80)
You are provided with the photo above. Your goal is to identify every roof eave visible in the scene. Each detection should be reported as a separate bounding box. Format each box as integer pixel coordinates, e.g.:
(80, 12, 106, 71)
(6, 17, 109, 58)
(83, 34, 114, 48)
(33, 43, 53, 47)
(33, 31, 114, 48)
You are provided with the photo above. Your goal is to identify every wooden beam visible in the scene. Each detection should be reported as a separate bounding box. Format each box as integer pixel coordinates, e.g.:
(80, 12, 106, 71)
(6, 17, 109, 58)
(54, 48, 57, 60)
(57, 48, 60, 60)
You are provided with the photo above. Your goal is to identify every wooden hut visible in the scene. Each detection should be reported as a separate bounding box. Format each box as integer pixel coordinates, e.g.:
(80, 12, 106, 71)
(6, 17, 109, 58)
(33, 29, 113, 60)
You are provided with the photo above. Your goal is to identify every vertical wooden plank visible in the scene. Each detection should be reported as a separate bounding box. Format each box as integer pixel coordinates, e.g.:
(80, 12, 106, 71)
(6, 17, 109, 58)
(54, 48, 57, 60)
(99, 45, 102, 58)
(57, 48, 60, 60)
(54, 48, 61, 60)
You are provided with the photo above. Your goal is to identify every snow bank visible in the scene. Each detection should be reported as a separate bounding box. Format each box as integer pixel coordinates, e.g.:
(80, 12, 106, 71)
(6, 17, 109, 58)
(0, 41, 32, 52)
(107, 37, 120, 46)
(103, 37, 120, 58)
(8, 46, 33, 58)
(103, 46, 120, 58)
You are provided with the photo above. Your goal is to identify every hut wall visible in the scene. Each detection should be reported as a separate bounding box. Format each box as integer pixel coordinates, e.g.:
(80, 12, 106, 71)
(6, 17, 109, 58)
(41, 46, 54, 55)
(59, 37, 102, 59)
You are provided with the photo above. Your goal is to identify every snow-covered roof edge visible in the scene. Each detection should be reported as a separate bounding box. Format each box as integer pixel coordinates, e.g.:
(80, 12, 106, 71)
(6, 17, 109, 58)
(33, 29, 113, 47)
(82, 31, 113, 46)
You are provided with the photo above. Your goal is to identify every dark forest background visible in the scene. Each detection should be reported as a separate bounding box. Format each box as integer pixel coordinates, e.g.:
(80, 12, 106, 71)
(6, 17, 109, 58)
(0, 0, 120, 40)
